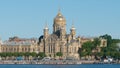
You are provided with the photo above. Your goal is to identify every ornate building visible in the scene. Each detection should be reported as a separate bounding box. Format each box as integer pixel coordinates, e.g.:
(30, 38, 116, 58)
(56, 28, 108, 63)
(0, 10, 107, 60)
(38, 11, 81, 59)
(0, 37, 38, 53)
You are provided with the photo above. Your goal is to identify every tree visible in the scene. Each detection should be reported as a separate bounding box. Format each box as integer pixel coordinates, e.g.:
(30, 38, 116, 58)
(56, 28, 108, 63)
(80, 51, 87, 57)
(24, 52, 30, 60)
(96, 52, 104, 57)
(79, 38, 102, 60)
(5, 52, 12, 57)
(93, 38, 100, 47)
(100, 34, 120, 59)
(24, 52, 30, 57)
(37, 52, 46, 59)
(18, 52, 24, 57)
(82, 41, 94, 49)
(78, 41, 93, 59)
(0, 52, 7, 60)
(56, 52, 63, 58)
(30, 52, 37, 57)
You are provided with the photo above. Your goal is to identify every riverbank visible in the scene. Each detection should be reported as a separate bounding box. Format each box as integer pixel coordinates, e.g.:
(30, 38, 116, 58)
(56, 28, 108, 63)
(0, 60, 119, 64)
(0, 60, 99, 64)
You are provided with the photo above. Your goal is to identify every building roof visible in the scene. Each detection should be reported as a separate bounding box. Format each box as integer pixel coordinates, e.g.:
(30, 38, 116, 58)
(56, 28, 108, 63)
(2, 36, 37, 46)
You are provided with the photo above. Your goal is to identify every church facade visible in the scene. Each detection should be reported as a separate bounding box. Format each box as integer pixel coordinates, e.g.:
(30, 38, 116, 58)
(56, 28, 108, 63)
(38, 11, 81, 59)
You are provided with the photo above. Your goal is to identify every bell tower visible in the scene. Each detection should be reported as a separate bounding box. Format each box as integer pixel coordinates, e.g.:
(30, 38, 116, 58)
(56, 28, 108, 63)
(44, 23, 49, 39)
(70, 24, 76, 39)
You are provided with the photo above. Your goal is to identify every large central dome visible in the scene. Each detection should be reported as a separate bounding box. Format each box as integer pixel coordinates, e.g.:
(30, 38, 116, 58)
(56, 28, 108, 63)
(53, 10, 66, 35)
(54, 12, 65, 21)
(54, 11, 66, 25)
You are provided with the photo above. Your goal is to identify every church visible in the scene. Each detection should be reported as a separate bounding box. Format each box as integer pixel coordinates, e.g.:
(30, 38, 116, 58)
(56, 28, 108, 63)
(38, 10, 81, 59)
(0, 10, 107, 60)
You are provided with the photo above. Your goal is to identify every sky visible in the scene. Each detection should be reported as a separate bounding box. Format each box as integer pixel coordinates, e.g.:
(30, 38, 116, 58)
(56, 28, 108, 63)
(0, 0, 120, 41)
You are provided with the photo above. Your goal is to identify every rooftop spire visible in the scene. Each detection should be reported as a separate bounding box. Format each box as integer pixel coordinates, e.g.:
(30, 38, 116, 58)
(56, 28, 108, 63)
(58, 7, 61, 13)
(71, 20, 76, 30)
(57, 8, 62, 16)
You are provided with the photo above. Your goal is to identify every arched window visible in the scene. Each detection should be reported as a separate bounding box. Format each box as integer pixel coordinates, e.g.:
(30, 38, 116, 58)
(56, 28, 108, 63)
(6, 48, 7, 52)
(9, 48, 11, 51)
(14, 48, 16, 51)
(22, 48, 24, 51)
(2, 47, 4, 52)
(17, 48, 19, 52)
(33, 48, 35, 52)
(25, 48, 27, 52)
(11, 48, 13, 52)
(29, 48, 31, 51)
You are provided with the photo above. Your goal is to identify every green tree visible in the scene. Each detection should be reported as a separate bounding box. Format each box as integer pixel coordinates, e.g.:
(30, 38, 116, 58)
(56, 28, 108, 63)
(96, 52, 104, 57)
(18, 52, 24, 57)
(0, 52, 7, 60)
(80, 51, 87, 57)
(79, 38, 101, 60)
(5, 52, 12, 57)
(82, 41, 94, 49)
(100, 34, 120, 59)
(13, 52, 19, 57)
(37, 52, 46, 58)
(24, 52, 30, 57)
(93, 38, 100, 46)
(30, 52, 37, 57)
(24, 52, 30, 60)
(56, 52, 63, 57)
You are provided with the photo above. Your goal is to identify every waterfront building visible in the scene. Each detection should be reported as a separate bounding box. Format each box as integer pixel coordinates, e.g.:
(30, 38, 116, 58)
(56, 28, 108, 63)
(38, 10, 81, 59)
(0, 10, 107, 60)
(0, 37, 38, 53)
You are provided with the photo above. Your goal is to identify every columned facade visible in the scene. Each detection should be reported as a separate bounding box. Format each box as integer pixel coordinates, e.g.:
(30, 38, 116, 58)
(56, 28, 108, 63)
(38, 10, 81, 59)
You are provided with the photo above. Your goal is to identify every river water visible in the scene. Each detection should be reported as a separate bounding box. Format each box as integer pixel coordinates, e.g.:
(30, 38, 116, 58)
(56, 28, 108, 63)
(0, 64, 120, 68)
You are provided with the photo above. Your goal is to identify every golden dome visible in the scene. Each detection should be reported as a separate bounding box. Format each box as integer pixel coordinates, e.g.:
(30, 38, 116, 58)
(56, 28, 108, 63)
(54, 11, 66, 23)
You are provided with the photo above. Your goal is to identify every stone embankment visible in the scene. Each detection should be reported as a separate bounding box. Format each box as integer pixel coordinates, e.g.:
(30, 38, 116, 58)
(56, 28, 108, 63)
(0, 60, 119, 64)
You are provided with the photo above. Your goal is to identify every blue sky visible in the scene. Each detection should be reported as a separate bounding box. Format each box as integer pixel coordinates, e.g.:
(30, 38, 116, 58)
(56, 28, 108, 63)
(0, 0, 120, 41)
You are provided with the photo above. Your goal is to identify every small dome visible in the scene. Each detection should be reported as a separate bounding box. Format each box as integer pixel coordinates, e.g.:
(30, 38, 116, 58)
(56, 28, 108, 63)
(71, 27, 76, 30)
(44, 27, 48, 30)
(71, 24, 76, 30)
(44, 23, 49, 30)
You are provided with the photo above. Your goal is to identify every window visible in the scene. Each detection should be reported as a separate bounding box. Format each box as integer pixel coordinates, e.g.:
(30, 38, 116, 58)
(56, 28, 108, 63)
(14, 48, 16, 51)
(22, 48, 24, 51)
